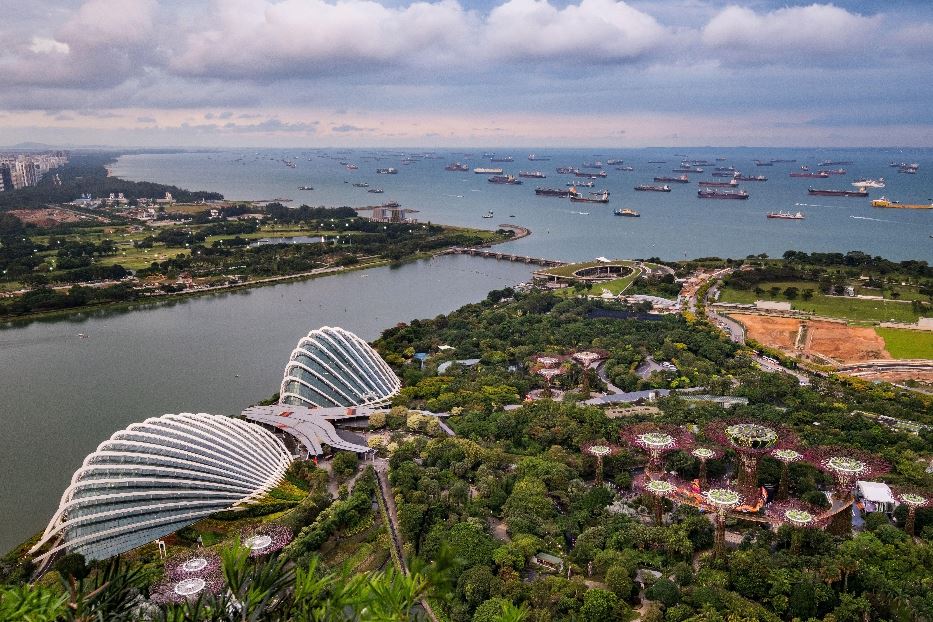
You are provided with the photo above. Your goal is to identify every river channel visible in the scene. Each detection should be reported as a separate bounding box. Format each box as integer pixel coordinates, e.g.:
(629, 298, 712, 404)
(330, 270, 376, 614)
(0, 255, 534, 553)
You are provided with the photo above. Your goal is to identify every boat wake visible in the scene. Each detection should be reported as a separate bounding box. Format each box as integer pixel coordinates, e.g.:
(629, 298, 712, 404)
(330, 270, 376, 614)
(849, 216, 901, 224)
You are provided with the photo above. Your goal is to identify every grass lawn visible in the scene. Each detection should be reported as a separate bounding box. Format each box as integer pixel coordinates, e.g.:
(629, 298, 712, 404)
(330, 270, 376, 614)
(555, 266, 642, 298)
(876, 328, 933, 359)
(720, 282, 921, 323)
(539, 259, 636, 278)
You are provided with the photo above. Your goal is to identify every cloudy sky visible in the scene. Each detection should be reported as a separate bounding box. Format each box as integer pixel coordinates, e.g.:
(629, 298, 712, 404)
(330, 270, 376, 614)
(1, 0, 931, 147)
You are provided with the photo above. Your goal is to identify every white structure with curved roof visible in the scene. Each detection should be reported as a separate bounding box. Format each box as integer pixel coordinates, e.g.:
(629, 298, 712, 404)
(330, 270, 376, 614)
(280, 326, 401, 408)
(30, 413, 291, 564)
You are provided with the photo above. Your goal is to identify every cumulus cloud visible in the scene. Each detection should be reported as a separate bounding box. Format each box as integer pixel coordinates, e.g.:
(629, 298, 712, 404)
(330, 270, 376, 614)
(29, 37, 70, 55)
(331, 124, 374, 132)
(484, 0, 666, 62)
(702, 4, 880, 58)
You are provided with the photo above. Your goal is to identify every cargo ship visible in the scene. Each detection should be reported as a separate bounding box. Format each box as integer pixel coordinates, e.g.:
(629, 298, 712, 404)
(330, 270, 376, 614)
(822, 168, 846, 175)
(616, 165, 635, 171)
(519, 171, 547, 178)
(581, 161, 603, 169)
(655, 175, 690, 183)
(535, 187, 571, 197)
(490, 156, 514, 162)
(698, 179, 739, 187)
(790, 171, 829, 178)
(712, 171, 738, 177)
(634, 184, 671, 192)
(570, 189, 610, 203)
(819, 160, 853, 166)
(527, 154, 551, 161)
(575, 170, 607, 178)
(345, 163, 358, 170)
(714, 166, 736, 172)
(673, 167, 703, 173)
(298, 185, 314, 190)
(698, 189, 749, 199)
(568, 180, 595, 187)
(367, 188, 384, 194)
(807, 188, 868, 197)
(488, 175, 522, 185)
(445, 162, 469, 171)
(352, 182, 369, 187)
(647, 160, 667, 164)
(474, 167, 503, 174)
(614, 208, 640, 217)
(871, 197, 933, 209)
(767, 211, 805, 220)
(606, 159, 624, 165)
(556, 166, 579, 174)
(735, 174, 767, 182)
(852, 177, 884, 188)
(376, 168, 398, 174)
(754, 160, 774, 166)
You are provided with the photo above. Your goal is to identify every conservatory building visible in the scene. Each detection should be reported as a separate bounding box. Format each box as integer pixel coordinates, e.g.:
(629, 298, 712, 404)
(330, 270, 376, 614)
(30, 413, 291, 564)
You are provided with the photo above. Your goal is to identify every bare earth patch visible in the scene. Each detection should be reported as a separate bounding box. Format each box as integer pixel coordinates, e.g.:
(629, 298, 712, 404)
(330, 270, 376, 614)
(730, 314, 800, 350)
(805, 322, 890, 363)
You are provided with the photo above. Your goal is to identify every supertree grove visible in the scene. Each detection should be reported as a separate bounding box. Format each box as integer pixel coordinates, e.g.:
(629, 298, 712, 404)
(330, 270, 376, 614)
(706, 420, 798, 500)
(805, 446, 889, 535)
(581, 440, 621, 485)
(771, 448, 804, 501)
(766, 500, 830, 553)
(635, 473, 683, 525)
(701, 486, 743, 558)
(622, 423, 694, 479)
(690, 445, 723, 487)
(893, 488, 931, 537)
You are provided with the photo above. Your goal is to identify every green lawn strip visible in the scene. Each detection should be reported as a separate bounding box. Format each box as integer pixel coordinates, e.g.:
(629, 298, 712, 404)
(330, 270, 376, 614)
(876, 328, 933, 359)
(720, 283, 920, 323)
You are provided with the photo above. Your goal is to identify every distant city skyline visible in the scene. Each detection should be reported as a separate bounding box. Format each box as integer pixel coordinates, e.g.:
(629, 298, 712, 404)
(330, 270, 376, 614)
(1, 0, 931, 148)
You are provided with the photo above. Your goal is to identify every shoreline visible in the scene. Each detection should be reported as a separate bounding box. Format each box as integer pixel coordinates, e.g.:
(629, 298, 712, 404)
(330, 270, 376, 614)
(0, 225, 528, 328)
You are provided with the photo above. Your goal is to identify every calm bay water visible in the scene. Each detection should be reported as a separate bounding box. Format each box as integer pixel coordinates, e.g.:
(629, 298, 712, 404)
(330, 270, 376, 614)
(0, 256, 534, 552)
(110, 147, 933, 262)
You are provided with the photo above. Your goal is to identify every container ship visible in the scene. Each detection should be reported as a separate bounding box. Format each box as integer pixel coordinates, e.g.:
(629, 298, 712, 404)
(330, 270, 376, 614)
(570, 189, 610, 203)
(698, 189, 749, 199)
(698, 179, 739, 187)
(445, 162, 469, 171)
(488, 175, 522, 185)
(556, 166, 579, 174)
(655, 175, 690, 183)
(790, 171, 829, 178)
(519, 171, 547, 178)
(807, 188, 868, 197)
(474, 167, 503, 174)
(614, 208, 640, 217)
(376, 168, 398, 174)
(767, 211, 805, 220)
(535, 187, 571, 197)
(635, 184, 671, 192)
(735, 174, 767, 182)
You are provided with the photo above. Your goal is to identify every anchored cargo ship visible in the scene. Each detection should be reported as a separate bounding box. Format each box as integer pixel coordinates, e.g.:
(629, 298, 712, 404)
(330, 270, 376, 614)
(568, 180, 595, 187)
(634, 184, 671, 192)
(474, 167, 503, 174)
(519, 171, 547, 178)
(527, 154, 551, 161)
(570, 189, 610, 203)
(851, 178, 884, 188)
(790, 171, 829, 178)
(445, 162, 469, 171)
(490, 155, 514, 162)
(698, 189, 749, 199)
(767, 211, 805, 220)
(535, 187, 571, 197)
(698, 179, 739, 187)
(655, 175, 690, 183)
(556, 166, 579, 174)
(614, 208, 640, 217)
(376, 168, 397, 174)
(871, 197, 933, 209)
(488, 175, 522, 185)
(735, 174, 767, 182)
(808, 188, 868, 197)
(575, 170, 607, 178)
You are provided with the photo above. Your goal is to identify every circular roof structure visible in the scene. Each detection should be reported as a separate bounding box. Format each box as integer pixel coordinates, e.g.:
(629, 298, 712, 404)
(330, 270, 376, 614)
(280, 326, 401, 409)
(30, 413, 291, 564)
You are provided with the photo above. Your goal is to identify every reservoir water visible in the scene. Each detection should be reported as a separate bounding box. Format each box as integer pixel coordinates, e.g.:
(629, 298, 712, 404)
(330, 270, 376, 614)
(0, 256, 534, 553)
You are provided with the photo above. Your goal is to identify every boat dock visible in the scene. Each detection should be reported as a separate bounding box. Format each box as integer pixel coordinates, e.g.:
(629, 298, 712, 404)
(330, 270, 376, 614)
(443, 246, 566, 267)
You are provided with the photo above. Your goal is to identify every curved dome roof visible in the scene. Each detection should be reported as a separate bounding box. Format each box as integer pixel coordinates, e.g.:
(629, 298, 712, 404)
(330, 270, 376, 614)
(280, 326, 401, 409)
(30, 413, 291, 564)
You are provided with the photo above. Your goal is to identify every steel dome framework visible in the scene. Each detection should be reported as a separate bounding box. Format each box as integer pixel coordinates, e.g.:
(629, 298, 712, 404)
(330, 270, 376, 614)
(279, 326, 401, 408)
(30, 413, 291, 564)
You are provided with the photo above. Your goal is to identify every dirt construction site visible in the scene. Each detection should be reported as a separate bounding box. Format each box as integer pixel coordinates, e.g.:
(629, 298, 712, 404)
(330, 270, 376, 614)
(729, 313, 889, 363)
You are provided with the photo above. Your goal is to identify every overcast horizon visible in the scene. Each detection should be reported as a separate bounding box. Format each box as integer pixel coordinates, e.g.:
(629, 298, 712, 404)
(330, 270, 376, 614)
(2, 0, 931, 148)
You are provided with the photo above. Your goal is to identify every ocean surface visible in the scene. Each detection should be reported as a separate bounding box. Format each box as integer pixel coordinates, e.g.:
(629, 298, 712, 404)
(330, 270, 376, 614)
(110, 147, 933, 262)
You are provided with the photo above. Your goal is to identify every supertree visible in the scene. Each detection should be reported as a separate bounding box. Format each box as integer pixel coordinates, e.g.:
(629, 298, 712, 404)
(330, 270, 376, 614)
(635, 473, 683, 525)
(582, 441, 621, 485)
(771, 448, 804, 501)
(805, 446, 889, 535)
(893, 488, 931, 537)
(622, 423, 694, 480)
(766, 500, 830, 554)
(690, 446, 723, 488)
(241, 523, 293, 558)
(706, 420, 798, 500)
(701, 486, 743, 558)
